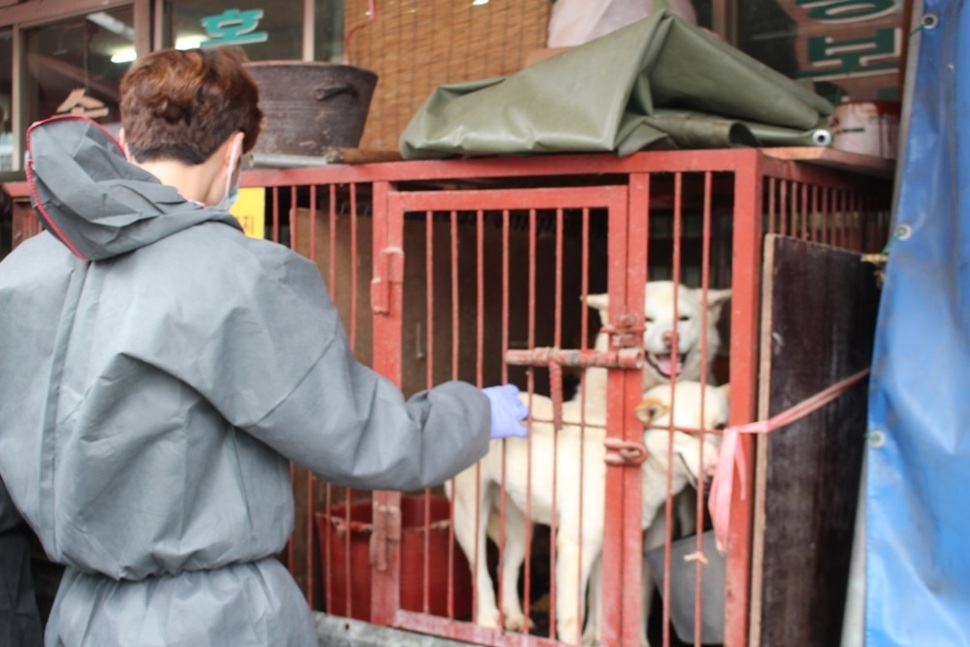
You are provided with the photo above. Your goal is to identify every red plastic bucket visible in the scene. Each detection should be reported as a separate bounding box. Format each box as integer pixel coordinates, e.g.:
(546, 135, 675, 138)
(316, 494, 472, 621)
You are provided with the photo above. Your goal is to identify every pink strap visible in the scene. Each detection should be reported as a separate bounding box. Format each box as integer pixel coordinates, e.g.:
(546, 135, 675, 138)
(708, 369, 870, 551)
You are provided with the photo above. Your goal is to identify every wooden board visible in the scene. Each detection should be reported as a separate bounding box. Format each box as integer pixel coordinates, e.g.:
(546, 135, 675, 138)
(761, 146, 896, 178)
(750, 235, 880, 647)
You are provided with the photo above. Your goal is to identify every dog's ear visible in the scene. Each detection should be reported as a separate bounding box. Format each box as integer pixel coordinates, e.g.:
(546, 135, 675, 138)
(583, 293, 610, 323)
(707, 288, 731, 312)
(703, 288, 732, 320)
(635, 397, 668, 425)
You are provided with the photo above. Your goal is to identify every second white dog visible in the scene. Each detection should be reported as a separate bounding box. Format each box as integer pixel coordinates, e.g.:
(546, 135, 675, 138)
(448, 381, 728, 644)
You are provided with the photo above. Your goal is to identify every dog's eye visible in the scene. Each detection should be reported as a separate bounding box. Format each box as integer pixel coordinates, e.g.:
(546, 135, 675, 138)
(678, 315, 691, 322)
(645, 316, 655, 323)
(714, 423, 727, 430)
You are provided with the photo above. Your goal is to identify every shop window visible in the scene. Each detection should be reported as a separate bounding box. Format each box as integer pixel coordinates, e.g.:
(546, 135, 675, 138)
(23, 8, 135, 134)
(315, 0, 344, 62)
(162, 1, 313, 61)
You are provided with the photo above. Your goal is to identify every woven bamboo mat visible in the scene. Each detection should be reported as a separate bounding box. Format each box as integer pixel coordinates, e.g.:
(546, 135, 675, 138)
(344, 0, 551, 151)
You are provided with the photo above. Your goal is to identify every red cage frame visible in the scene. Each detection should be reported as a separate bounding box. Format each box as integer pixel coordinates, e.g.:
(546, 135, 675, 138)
(5, 148, 891, 647)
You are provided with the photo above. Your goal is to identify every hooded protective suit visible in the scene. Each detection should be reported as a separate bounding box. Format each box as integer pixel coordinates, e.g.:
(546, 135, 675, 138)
(0, 476, 43, 647)
(0, 116, 492, 646)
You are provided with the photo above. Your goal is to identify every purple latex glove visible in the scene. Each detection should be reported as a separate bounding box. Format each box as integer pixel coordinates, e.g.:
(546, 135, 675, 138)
(482, 384, 529, 439)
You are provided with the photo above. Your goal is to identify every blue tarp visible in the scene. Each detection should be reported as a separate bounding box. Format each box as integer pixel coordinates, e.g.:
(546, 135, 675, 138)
(866, 0, 970, 644)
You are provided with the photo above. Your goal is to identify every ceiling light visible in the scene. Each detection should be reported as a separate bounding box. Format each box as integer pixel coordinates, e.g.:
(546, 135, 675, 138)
(175, 35, 204, 50)
(110, 35, 205, 64)
(110, 49, 137, 64)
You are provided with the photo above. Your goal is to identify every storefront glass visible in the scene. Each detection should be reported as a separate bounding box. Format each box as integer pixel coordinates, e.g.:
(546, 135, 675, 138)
(315, 0, 344, 62)
(22, 7, 135, 134)
(163, 1, 305, 61)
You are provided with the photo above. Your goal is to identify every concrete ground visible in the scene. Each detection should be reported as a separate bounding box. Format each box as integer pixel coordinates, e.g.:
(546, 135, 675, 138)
(315, 612, 477, 646)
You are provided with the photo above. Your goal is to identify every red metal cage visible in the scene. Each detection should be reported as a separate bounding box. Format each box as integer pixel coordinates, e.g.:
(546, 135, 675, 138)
(5, 149, 891, 647)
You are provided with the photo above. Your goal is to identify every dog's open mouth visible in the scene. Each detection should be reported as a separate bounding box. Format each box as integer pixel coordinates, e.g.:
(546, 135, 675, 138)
(645, 351, 686, 378)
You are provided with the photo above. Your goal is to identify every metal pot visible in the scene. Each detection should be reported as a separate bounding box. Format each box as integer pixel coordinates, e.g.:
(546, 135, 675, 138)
(245, 61, 378, 156)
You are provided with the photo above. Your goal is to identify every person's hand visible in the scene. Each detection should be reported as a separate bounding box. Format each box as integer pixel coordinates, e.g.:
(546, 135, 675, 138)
(482, 384, 529, 440)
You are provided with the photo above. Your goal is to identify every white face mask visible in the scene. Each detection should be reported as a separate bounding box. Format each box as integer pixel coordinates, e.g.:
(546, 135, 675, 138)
(215, 138, 241, 211)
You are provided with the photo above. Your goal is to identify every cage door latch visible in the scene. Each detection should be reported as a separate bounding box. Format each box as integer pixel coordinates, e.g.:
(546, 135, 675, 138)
(603, 438, 649, 466)
(370, 247, 404, 315)
(369, 502, 401, 572)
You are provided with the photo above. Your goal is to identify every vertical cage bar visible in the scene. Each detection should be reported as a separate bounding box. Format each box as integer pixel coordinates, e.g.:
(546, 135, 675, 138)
(349, 185, 359, 351)
(305, 185, 318, 610)
(525, 207, 537, 631)
(577, 205, 591, 636)
(693, 170, 716, 647)
(498, 208, 511, 632)
(724, 153, 763, 647)
(661, 172, 687, 647)
(329, 185, 338, 293)
(370, 183, 403, 627)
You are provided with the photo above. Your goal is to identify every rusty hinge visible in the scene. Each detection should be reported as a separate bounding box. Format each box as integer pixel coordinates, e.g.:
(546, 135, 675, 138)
(603, 438, 649, 466)
(369, 502, 401, 572)
(369, 247, 404, 315)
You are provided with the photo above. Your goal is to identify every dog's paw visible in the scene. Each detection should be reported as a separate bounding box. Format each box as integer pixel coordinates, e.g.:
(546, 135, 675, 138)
(474, 608, 502, 630)
(503, 611, 532, 633)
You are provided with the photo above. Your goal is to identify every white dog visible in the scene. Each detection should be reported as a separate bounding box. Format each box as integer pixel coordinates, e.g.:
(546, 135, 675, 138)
(578, 281, 731, 404)
(448, 382, 728, 644)
(578, 281, 731, 545)
(582, 382, 728, 646)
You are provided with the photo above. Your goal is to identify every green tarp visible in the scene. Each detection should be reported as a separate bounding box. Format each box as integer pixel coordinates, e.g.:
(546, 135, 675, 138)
(400, 11, 834, 159)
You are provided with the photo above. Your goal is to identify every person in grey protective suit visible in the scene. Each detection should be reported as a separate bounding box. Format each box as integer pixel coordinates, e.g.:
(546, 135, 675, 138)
(0, 48, 527, 646)
(0, 185, 44, 647)
(0, 474, 43, 647)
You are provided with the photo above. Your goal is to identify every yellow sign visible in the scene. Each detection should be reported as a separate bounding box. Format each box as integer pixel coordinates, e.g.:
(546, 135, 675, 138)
(231, 187, 265, 239)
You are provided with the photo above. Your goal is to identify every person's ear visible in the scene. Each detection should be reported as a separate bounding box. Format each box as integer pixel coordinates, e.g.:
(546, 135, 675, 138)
(118, 128, 132, 161)
(225, 131, 245, 169)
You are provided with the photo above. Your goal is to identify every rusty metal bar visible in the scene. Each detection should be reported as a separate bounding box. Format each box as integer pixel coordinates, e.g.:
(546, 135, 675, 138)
(370, 183, 403, 627)
(498, 208, 511, 633)
(505, 347, 642, 369)
(724, 158, 764, 647)
(695, 170, 716, 646)
(617, 174, 648, 647)
(349, 184, 360, 351)
(324, 482, 333, 613)
(329, 185, 338, 296)
(524, 207, 537, 633)
(660, 171, 687, 647)
(577, 205, 591, 637)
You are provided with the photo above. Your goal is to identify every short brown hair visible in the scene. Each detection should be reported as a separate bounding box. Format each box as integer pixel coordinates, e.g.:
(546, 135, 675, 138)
(120, 48, 262, 164)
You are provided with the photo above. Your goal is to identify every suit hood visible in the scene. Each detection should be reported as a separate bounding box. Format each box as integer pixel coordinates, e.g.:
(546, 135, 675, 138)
(25, 116, 241, 261)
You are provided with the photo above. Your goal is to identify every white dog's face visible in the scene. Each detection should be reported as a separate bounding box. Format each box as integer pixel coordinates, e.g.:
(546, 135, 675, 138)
(635, 381, 730, 486)
(587, 281, 731, 388)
